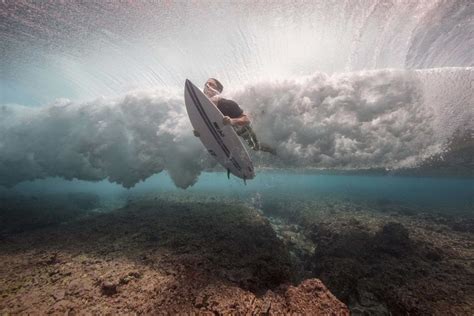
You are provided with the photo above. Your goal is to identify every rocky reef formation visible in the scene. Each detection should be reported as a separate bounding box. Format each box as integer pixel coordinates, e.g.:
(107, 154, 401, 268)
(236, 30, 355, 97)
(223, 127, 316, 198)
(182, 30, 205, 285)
(2, 191, 472, 314)
(0, 198, 348, 314)
(265, 197, 474, 315)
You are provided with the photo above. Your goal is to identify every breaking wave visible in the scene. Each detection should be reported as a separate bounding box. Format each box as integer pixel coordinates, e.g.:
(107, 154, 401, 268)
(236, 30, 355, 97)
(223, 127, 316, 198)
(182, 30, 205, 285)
(1, 68, 472, 188)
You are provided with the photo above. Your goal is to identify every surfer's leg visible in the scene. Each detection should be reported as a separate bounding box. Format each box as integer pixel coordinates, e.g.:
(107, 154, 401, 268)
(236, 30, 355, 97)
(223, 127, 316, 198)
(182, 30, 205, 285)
(238, 126, 259, 150)
(239, 126, 276, 155)
(258, 142, 277, 155)
(246, 128, 260, 150)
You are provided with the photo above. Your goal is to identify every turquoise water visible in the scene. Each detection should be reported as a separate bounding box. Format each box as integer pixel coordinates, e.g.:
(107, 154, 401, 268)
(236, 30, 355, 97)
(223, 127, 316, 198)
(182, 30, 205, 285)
(9, 172, 473, 213)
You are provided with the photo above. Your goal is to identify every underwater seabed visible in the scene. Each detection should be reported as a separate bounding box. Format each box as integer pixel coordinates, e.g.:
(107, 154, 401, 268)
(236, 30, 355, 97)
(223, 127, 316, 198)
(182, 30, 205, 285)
(0, 172, 473, 314)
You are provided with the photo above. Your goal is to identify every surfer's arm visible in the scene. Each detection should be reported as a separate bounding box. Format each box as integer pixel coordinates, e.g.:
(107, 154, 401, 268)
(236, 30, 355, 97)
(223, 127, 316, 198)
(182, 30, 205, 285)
(223, 114, 250, 126)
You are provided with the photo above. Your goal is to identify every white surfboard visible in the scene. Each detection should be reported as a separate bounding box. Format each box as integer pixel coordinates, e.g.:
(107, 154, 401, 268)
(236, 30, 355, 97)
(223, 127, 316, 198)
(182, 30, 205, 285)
(184, 79, 255, 181)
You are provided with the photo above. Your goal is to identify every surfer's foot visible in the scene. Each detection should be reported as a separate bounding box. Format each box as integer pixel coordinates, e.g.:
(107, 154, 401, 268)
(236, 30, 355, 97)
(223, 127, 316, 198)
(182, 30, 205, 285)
(265, 147, 277, 155)
(254, 143, 277, 155)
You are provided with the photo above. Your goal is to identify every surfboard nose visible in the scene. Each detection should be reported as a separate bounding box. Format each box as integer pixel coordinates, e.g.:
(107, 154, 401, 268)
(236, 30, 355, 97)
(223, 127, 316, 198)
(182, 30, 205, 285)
(185, 79, 192, 92)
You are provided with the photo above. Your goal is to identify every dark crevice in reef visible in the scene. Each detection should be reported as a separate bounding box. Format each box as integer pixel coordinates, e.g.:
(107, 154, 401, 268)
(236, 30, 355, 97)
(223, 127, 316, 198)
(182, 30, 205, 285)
(264, 199, 474, 315)
(307, 222, 452, 315)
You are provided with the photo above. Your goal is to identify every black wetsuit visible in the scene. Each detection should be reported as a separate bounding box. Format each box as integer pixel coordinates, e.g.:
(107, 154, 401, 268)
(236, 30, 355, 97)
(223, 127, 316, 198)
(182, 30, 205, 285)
(216, 98, 243, 119)
(217, 98, 275, 154)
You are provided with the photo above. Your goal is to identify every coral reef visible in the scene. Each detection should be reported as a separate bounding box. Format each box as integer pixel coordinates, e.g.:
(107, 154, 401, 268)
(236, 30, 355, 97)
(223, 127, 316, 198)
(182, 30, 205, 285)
(0, 198, 348, 314)
(264, 197, 474, 315)
(2, 191, 472, 314)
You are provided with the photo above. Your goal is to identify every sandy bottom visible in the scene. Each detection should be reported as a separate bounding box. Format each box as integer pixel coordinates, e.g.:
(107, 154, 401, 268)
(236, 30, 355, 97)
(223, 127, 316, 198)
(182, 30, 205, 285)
(0, 192, 473, 315)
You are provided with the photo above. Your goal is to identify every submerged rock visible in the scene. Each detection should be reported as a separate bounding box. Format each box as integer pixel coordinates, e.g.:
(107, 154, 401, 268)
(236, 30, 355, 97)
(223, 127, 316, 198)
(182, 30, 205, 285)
(0, 197, 348, 314)
(273, 199, 473, 315)
(451, 218, 474, 233)
(100, 281, 118, 296)
(372, 222, 411, 257)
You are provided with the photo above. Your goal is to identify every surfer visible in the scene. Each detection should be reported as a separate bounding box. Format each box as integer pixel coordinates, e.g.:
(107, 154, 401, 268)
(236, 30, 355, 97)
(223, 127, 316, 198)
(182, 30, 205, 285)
(195, 78, 276, 155)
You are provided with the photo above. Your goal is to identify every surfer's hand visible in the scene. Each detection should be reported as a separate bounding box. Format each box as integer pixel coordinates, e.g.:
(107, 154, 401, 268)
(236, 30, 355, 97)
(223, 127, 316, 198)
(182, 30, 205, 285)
(193, 130, 200, 137)
(223, 116, 232, 126)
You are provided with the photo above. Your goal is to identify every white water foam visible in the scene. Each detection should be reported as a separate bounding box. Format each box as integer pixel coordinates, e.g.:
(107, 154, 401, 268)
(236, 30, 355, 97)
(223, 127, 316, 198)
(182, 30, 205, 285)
(1, 68, 472, 188)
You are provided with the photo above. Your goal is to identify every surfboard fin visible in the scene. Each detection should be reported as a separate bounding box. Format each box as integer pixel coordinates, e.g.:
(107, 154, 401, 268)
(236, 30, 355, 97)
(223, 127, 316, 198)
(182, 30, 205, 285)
(227, 169, 230, 179)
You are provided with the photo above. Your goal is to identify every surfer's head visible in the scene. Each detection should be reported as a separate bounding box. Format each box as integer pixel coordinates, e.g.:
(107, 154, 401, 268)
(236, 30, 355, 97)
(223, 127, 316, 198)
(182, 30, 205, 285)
(204, 78, 223, 98)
